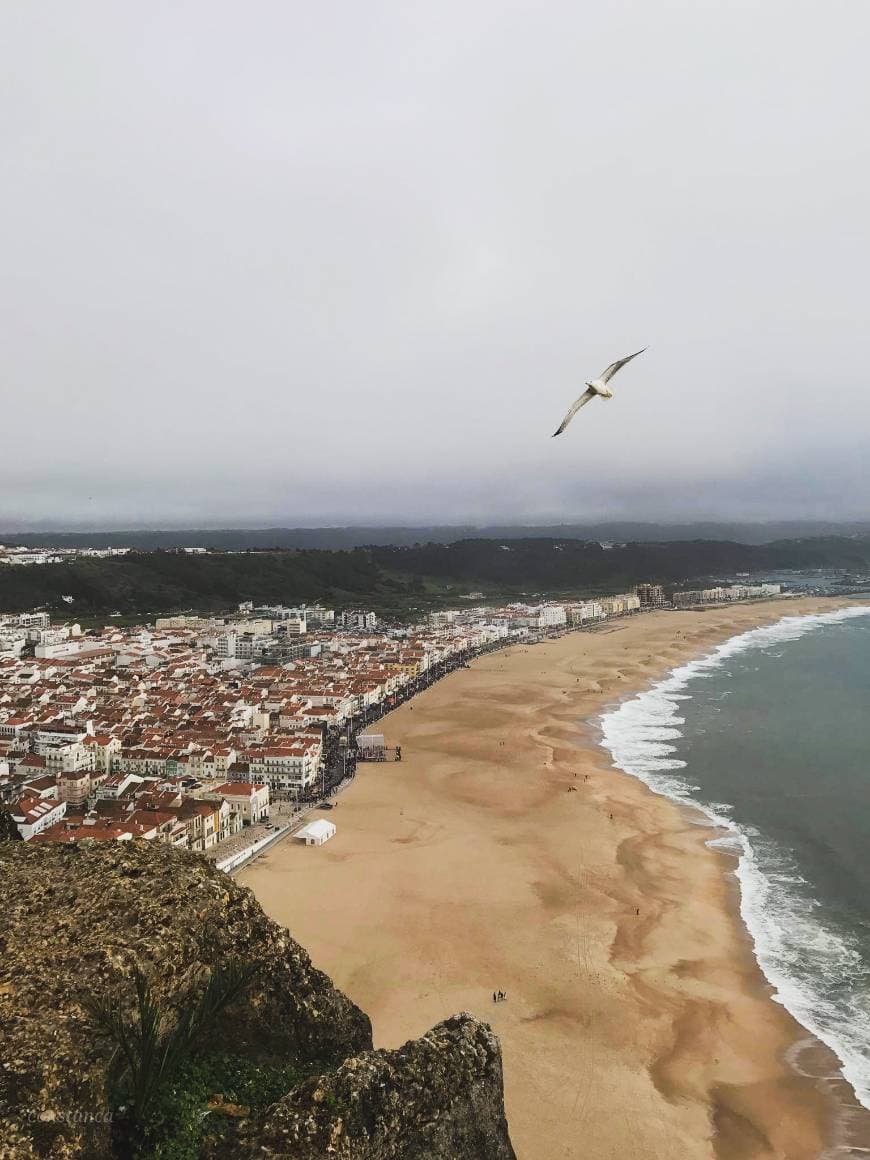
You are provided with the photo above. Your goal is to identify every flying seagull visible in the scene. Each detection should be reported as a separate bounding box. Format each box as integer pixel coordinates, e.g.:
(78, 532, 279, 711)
(552, 348, 647, 437)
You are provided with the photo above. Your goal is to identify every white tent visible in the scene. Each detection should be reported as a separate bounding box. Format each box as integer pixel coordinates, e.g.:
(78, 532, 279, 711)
(296, 819, 336, 846)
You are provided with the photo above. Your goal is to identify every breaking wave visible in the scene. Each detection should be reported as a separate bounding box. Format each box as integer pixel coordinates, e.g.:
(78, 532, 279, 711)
(599, 605, 870, 1110)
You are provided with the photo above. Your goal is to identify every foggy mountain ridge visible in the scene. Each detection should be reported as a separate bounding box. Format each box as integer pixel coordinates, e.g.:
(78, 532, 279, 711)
(4, 521, 870, 552)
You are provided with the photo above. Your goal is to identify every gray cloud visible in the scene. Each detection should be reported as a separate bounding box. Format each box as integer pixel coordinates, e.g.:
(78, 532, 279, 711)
(2, 0, 869, 528)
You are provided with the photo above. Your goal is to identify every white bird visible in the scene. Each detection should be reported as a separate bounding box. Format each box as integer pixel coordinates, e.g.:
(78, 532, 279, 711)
(552, 348, 647, 437)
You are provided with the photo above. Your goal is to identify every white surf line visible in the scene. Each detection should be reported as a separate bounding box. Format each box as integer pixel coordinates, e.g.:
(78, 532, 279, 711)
(599, 605, 870, 1110)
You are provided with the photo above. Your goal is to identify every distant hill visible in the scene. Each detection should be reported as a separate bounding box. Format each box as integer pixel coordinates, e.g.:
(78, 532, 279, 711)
(4, 520, 870, 550)
(1, 536, 869, 618)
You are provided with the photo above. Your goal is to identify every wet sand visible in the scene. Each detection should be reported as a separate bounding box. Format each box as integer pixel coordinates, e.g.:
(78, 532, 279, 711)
(240, 599, 870, 1159)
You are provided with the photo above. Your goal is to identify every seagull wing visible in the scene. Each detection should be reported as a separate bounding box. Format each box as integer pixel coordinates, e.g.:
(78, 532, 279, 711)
(552, 387, 597, 437)
(599, 347, 647, 384)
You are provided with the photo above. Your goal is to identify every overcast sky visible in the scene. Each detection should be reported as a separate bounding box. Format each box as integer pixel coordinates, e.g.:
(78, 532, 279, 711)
(2, 0, 869, 529)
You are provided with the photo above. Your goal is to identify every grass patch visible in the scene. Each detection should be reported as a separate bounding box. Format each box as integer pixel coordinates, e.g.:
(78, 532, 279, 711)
(143, 1052, 303, 1159)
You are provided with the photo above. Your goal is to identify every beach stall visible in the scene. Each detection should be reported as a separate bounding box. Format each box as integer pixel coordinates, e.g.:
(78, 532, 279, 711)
(296, 819, 336, 846)
(357, 733, 386, 760)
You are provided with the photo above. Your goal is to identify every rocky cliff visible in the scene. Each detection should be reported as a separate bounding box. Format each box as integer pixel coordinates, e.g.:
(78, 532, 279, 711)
(0, 841, 514, 1159)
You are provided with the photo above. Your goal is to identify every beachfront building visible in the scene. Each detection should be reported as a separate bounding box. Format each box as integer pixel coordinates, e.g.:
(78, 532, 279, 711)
(536, 604, 567, 629)
(177, 798, 225, 851)
(636, 584, 665, 608)
(598, 593, 641, 616)
(672, 583, 782, 609)
(211, 781, 270, 824)
(510, 603, 567, 631)
(673, 588, 718, 608)
(296, 818, 336, 846)
(568, 601, 603, 626)
(243, 739, 321, 794)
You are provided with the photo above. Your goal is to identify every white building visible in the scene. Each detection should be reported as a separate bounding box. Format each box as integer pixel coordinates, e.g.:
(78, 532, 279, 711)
(213, 626, 274, 660)
(95, 772, 145, 799)
(33, 723, 90, 755)
(34, 639, 96, 660)
(280, 615, 307, 636)
(246, 741, 321, 793)
(255, 603, 334, 627)
(536, 604, 567, 628)
(296, 818, 335, 846)
(429, 610, 458, 628)
(338, 610, 378, 630)
(211, 781, 270, 824)
(301, 604, 335, 627)
(0, 633, 26, 659)
(0, 612, 50, 631)
(28, 626, 72, 646)
(10, 794, 67, 840)
(568, 601, 602, 625)
(43, 740, 96, 776)
(513, 604, 567, 630)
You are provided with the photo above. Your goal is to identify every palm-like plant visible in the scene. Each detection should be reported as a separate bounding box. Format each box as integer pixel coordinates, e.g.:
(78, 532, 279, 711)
(0, 807, 22, 841)
(84, 959, 258, 1144)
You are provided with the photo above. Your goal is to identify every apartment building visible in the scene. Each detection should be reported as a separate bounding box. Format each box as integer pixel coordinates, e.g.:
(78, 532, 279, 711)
(338, 610, 379, 630)
(243, 739, 321, 793)
(568, 601, 602, 625)
(209, 781, 270, 824)
(636, 584, 666, 608)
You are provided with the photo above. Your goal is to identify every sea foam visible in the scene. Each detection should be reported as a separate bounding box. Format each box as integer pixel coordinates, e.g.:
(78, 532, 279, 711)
(599, 605, 870, 1110)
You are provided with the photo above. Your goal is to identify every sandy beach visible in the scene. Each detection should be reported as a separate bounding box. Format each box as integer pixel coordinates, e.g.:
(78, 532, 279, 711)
(240, 598, 870, 1159)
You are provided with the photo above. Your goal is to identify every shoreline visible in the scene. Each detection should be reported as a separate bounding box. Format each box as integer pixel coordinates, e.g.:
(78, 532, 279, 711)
(239, 599, 870, 1158)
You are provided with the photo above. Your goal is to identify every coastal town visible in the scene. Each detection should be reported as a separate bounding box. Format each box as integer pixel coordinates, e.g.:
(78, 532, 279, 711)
(0, 580, 783, 865)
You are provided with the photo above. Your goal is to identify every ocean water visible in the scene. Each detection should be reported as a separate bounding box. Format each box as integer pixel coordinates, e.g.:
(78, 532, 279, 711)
(599, 606, 870, 1108)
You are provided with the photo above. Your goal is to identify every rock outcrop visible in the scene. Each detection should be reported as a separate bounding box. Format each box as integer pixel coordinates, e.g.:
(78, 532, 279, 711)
(208, 1013, 514, 1160)
(0, 841, 515, 1159)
